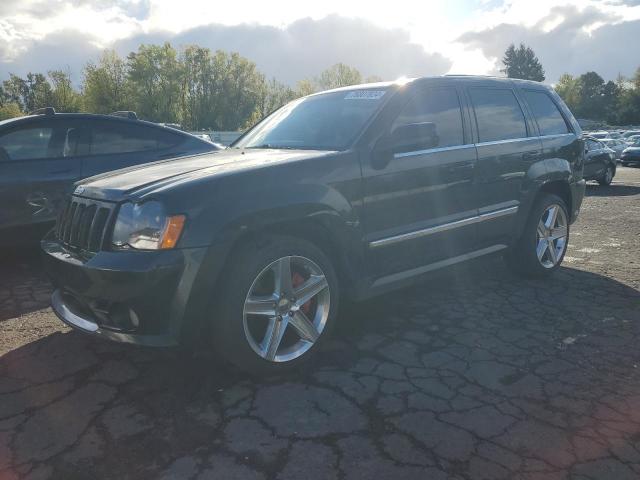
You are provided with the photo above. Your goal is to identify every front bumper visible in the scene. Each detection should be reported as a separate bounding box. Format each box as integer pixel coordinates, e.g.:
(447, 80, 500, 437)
(42, 234, 218, 347)
(570, 179, 586, 224)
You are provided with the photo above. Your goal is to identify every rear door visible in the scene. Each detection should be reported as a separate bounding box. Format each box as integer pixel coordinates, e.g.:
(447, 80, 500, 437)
(0, 118, 84, 234)
(468, 85, 542, 247)
(81, 120, 187, 178)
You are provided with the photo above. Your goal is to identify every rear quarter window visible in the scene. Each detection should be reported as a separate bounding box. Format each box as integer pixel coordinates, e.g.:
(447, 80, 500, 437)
(522, 90, 569, 136)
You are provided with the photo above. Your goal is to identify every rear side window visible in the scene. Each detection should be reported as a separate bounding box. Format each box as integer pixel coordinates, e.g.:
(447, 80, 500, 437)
(522, 90, 569, 136)
(393, 88, 464, 148)
(469, 88, 527, 143)
(0, 126, 53, 161)
(90, 122, 180, 155)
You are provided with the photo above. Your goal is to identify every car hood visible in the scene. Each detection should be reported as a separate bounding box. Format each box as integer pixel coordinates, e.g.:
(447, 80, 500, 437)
(623, 147, 640, 154)
(75, 148, 334, 202)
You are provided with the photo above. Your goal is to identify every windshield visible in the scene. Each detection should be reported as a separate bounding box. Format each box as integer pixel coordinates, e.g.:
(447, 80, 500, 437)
(233, 89, 389, 151)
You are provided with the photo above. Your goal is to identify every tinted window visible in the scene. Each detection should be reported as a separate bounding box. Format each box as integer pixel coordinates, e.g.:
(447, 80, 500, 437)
(0, 126, 53, 161)
(470, 88, 527, 142)
(393, 88, 464, 148)
(522, 90, 569, 136)
(90, 122, 179, 155)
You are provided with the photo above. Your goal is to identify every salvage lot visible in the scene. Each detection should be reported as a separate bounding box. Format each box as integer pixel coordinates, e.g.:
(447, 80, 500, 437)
(1, 168, 639, 480)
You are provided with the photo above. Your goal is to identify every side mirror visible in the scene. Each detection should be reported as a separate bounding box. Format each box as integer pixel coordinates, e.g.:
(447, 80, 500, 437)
(392, 122, 439, 153)
(371, 122, 440, 170)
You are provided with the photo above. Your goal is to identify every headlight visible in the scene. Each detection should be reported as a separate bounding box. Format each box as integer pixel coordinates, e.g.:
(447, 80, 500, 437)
(111, 201, 185, 250)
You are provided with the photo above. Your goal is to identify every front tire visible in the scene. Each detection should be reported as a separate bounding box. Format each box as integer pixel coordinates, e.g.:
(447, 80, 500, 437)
(211, 235, 339, 374)
(507, 193, 569, 277)
(598, 164, 615, 186)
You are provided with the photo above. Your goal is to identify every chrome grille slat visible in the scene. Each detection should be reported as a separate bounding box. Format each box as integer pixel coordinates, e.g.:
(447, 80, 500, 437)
(54, 196, 116, 253)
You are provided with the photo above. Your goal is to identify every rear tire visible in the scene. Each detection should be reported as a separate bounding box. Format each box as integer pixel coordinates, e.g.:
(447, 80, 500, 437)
(211, 235, 339, 374)
(507, 193, 569, 278)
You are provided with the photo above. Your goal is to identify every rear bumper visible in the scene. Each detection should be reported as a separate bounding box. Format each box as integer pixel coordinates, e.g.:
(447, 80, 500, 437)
(570, 179, 586, 224)
(42, 234, 222, 346)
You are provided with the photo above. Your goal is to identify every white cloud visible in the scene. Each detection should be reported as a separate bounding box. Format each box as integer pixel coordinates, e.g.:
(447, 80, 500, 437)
(0, 0, 638, 85)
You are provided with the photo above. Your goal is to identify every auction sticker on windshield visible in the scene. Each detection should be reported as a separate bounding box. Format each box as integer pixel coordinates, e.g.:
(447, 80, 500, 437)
(344, 90, 386, 100)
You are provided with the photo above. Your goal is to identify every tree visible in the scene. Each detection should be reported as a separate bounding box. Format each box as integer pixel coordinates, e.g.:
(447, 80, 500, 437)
(127, 43, 182, 123)
(2, 73, 52, 112)
(317, 63, 362, 90)
(576, 71, 606, 119)
(0, 103, 23, 120)
(82, 50, 130, 113)
(48, 69, 81, 112)
(554, 74, 581, 112)
(295, 79, 316, 97)
(501, 43, 545, 82)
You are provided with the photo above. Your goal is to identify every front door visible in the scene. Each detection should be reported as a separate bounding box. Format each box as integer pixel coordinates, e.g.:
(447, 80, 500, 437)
(0, 119, 84, 239)
(361, 86, 477, 279)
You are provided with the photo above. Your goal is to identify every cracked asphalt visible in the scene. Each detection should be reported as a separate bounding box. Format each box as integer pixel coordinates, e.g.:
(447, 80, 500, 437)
(1, 167, 639, 480)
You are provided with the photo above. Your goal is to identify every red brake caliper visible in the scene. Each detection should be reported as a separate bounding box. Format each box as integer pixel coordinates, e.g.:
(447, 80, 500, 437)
(291, 271, 313, 315)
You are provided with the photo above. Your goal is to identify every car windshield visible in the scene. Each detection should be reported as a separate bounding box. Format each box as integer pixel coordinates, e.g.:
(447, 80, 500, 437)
(233, 89, 389, 151)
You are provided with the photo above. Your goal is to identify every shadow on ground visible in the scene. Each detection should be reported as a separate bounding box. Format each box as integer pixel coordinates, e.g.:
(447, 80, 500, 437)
(2, 257, 640, 480)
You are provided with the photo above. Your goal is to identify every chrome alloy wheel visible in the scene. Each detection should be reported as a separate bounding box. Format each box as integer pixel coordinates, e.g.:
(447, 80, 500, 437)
(536, 204, 568, 269)
(242, 256, 330, 363)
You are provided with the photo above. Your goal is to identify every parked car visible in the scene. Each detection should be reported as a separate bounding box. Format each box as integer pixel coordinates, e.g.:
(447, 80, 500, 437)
(621, 130, 640, 140)
(621, 138, 640, 167)
(0, 109, 220, 245)
(626, 134, 640, 145)
(43, 76, 586, 373)
(601, 138, 626, 160)
(588, 131, 610, 139)
(583, 137, 617, 185)
(190, 132, 227, 150)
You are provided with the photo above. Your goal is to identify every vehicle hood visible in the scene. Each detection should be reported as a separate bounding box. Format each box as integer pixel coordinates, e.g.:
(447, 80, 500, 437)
(75, 148, 334, 202)
(622, 147, 640, 154)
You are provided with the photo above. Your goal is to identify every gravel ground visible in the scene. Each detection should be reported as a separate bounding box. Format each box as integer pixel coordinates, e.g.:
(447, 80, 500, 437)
(0, 167, 639, 480)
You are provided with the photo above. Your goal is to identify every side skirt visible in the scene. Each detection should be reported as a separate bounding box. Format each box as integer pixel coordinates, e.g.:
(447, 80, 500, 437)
(369, 244, 508, 292)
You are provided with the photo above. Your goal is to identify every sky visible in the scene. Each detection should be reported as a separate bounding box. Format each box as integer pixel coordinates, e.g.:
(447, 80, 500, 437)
(1, 0, 639, 86)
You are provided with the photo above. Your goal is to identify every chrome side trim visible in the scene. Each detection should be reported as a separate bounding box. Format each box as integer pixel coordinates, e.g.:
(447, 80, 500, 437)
(51, 289, 99, 332)
(369, 205, 518, 249)
(394, 144, 475, 159)
(476, 136, 534, 147)
(372, 244, 508, 288)
(392, 133, 576, 159)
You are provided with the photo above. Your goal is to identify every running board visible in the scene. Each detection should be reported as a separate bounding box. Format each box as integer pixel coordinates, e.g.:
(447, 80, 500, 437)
(371, 244, 508, 289)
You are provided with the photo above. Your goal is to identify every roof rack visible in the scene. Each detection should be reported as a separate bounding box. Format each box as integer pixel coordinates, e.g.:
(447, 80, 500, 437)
(110, 111, 137, 120)
(29, 107, 55, 116)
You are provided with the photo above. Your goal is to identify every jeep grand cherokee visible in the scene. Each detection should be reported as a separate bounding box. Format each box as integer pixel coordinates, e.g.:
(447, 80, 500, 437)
(42, 76, 586, 373)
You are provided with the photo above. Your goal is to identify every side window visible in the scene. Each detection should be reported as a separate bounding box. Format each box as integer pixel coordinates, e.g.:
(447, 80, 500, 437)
(90, 122, 178, 155)
(587, 140, 598, 151)
(469, 88, 528, 143)
(393, 87, 464, 149)
(522, 90, 569, 136)
(0, 126, 54, 161)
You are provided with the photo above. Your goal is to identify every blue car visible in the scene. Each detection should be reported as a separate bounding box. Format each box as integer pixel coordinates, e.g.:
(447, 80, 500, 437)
(0, 109, 220, 245)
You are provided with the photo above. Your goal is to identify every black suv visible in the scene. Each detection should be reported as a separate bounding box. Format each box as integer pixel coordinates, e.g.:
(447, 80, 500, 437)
(43, 76, 586, 373)
(0, 109, 219, 245)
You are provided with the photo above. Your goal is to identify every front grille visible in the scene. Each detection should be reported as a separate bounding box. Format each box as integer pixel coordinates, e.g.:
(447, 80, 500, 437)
(56, 196, 116, 252)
